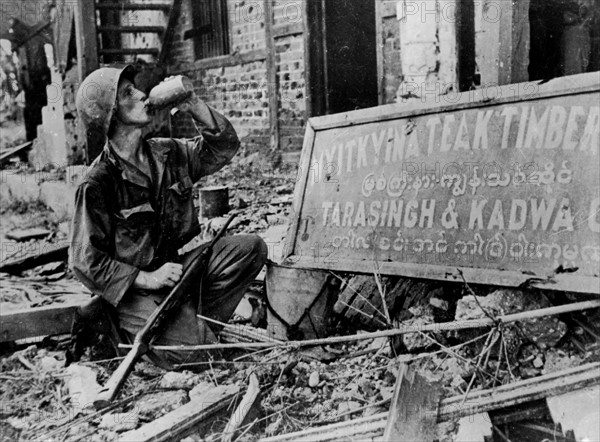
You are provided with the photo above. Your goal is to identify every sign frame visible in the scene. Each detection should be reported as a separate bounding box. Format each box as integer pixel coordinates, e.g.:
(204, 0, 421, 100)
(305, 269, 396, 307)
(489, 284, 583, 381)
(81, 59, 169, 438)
(283, 72, 600, 295)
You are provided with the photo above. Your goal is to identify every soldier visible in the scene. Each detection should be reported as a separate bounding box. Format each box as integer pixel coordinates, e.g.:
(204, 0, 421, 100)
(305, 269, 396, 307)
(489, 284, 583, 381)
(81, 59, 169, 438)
(69, 65, 267, 366)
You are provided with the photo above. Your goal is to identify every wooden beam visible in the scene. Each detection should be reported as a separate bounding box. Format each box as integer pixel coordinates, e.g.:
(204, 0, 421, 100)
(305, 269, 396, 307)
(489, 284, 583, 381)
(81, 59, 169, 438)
(158, 0, 183, 66)
(439, 362, 600, 421)
(0, 141, 32, 167)
(273, 22, 303, 39)
(75, 0, 98, 79)
(375, 0, 384, 105)
(264, 0, 280, 156)
(121, 385, 239, 442)
(383, 363, 441, 441)
(169, 49, 267, 74)
(121, 300, 600, 352)
(0, 243, 68, 275)
(99, 48, 160, 56)
(260, 362, 600, 442)
(97, 26, 165, 33)
(0, 298, 88, 343)
(498, 0, 513, 85)
(95, 3, 172, 11)
(222, 374, 261, 442)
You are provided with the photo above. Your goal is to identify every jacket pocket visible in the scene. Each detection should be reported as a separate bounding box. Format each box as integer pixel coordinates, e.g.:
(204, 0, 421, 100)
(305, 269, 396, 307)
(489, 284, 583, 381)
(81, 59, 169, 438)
(115, 202, 155, 244)
(169, 176, 193, 200)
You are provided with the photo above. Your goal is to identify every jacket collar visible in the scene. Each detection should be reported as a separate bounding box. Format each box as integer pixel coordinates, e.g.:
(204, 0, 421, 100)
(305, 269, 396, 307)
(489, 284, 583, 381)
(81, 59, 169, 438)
(103, 138, 171, 189)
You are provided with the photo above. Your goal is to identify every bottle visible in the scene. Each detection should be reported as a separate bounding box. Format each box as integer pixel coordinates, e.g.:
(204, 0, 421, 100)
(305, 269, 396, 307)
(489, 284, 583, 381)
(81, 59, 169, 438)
(146, 75, 194, 111)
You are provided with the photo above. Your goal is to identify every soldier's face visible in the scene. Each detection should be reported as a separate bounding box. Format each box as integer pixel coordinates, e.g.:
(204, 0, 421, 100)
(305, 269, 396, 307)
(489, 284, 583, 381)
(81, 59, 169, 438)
(115, 79, 152, 127)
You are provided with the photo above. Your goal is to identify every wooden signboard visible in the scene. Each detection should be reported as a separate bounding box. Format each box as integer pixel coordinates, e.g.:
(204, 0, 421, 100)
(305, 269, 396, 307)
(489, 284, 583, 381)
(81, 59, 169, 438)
(284, 72, 600, 294)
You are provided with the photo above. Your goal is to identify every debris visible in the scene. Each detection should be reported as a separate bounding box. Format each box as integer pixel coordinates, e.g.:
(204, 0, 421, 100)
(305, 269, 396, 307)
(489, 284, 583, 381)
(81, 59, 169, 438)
(0, 141, 33, 167)
(547, 385, 600, 442)
(455, 289, 568, 351)
(39, 356, 61, 371)
(6, 228, 51, 242)
(0, 243, 68, 275)
(308, 371, 320, 388)
(454, 413, 493, 442)
(66, 364, 101, 410)
(382, 363, 441, 441)
(99, 412, 139, 433)
(159, 371, 201, 390)
(0, 298, 88, 343)
(189, 381, 218, 402)
(222, 374, 261, 442)
(123, 300, 600, 352)
(135, 390, 189, 421)
(122, 385, 239, 442)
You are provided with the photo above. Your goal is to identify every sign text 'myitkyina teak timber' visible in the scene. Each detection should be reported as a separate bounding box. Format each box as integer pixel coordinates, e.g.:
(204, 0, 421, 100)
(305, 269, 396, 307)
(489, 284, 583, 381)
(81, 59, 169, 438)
(284, 72, 600, 294)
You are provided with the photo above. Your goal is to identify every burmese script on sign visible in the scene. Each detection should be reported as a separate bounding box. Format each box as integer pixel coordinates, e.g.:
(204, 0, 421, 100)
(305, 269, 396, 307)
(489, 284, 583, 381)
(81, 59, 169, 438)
(297, 93, 600, 275)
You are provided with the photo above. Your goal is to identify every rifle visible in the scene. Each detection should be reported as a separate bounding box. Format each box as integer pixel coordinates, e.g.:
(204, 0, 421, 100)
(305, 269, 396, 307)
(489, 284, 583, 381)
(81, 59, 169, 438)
(93, 214, 237, 410)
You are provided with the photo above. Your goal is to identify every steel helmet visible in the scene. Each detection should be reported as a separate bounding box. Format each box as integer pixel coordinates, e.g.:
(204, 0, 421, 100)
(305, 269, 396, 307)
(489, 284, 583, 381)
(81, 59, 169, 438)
(75, 65, 136, 138)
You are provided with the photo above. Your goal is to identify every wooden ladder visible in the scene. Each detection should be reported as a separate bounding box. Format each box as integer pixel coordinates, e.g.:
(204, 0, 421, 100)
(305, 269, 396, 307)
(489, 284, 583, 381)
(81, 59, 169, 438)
(77, 0, 182, 74)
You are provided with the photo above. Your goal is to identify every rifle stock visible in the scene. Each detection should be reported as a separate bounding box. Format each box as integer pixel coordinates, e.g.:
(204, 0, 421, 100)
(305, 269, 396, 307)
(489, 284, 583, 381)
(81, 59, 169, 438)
(93, 214, 237, 410)
(93, 341, 146, 409)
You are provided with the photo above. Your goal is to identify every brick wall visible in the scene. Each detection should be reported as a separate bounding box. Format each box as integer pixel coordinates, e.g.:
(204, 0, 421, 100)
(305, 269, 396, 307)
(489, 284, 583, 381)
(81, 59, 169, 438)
(229, 0, 266, 52)
(166, 0, 271, 155)
(273, 0, 305, 152)
(275, 33, 305, 151)
(165, 0, 307, 155)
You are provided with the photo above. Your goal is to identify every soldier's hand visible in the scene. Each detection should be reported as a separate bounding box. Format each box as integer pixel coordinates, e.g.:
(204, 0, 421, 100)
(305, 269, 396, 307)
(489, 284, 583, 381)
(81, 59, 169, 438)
(136, 263, 183, 290)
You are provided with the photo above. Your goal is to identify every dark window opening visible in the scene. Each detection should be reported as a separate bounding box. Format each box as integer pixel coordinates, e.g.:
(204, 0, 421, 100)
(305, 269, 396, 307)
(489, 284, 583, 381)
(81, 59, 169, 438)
(187, 0, 230, 59)
(529, 0, 600, 81)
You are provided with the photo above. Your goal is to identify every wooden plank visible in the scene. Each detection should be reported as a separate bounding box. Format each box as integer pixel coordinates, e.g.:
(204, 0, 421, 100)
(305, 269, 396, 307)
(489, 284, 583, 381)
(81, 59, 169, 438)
(55, 0, 74, 69)
(121, 385, 239, 442)
(498, 0, 513, 85)
(158, 0, 183, 66)
(439, 362, 600, 421)
(283, 257, 600, 295)
(222, 374, 261, 442)
(0, 299, 88, 343)
(260, 413, 388, 442)
(99, 48, 159, 56)
(264, 0, 280, 155)
(122, 300, 600, 352)
(273, 22, 303, 39)
(282, 123, 316, 262)
(309, 72, 600, 130)
(97, 26, 165, 33)
(382, 363, 441, 441)
(169, 49, 267, 74)
(95, 3, 172, 11)
(375, 0, 384, 106)
(6, 228, 51, 242)
(260, 362, 600, 442)
(0, 141, 32, 166)
(75, 0, 98, 79)
(0, 243, 69, 275)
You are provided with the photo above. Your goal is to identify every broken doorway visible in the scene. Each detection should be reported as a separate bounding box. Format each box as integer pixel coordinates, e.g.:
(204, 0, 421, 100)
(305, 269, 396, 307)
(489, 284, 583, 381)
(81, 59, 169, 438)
(305, 0, 379, 117)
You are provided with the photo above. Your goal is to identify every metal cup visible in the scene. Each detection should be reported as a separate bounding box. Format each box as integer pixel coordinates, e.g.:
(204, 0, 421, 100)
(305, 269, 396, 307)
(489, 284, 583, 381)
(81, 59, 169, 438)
(146, 75, 194, 111)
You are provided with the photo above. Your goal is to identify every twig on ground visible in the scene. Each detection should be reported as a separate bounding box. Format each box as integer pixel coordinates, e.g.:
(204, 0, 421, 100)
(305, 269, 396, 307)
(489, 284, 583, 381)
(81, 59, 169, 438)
(117, 300, 600, 352)
(458, 269, 499, 324)
(461, 329, 500, 406)
(372, 263, 391, 325)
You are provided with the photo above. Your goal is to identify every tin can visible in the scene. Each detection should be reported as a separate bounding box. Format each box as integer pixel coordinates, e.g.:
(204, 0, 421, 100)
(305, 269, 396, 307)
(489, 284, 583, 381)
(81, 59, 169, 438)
(146, 75, 194, 111)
